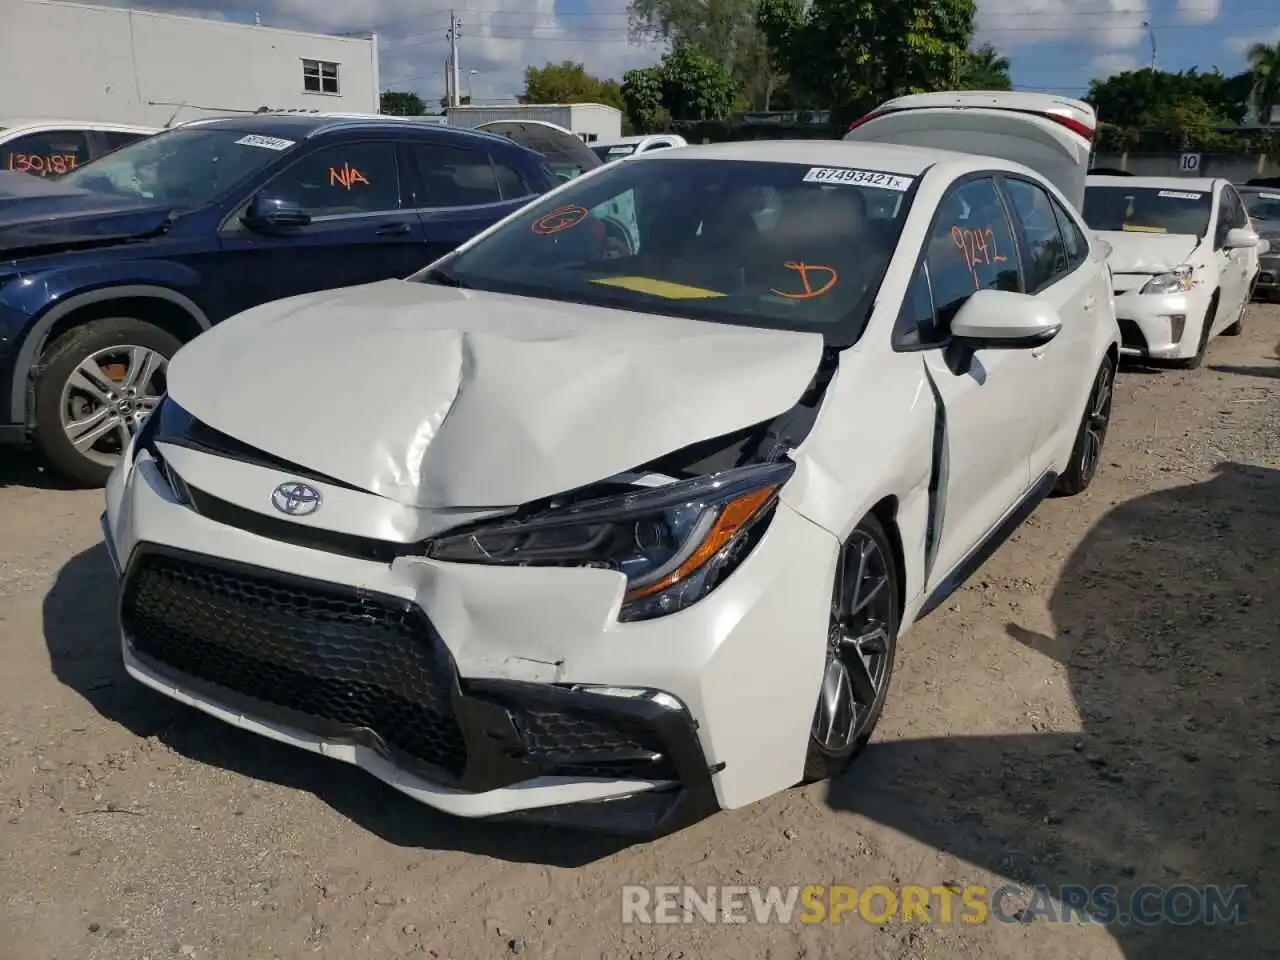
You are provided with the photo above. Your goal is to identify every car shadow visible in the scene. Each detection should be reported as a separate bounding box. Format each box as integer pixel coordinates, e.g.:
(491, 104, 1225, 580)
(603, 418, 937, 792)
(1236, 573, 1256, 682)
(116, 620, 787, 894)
(1208, 363, 1280, 381)
(0, 449, 73, 490)
(42, 543, 630, 868)
(826, 462, 1278, 958)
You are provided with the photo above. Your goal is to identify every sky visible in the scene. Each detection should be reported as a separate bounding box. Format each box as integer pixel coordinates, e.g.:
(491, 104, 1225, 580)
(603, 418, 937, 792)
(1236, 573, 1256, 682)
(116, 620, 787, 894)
(72, 0, 1280, 107)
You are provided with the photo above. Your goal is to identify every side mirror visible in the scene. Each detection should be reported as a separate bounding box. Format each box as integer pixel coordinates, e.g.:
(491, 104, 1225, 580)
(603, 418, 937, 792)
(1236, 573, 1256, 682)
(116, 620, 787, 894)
(1259, 237, 1271, 256)
(241, 194, 311, 233)
(1224, 227, 1259, 250)
(951, 289, 1063, 350)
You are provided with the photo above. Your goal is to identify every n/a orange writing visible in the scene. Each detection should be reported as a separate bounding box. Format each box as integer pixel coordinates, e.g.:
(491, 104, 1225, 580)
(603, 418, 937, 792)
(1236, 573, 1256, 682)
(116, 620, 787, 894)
(951, 225, 1008, 287)
(6, 153, 79, 176)
(329, 163, 370, 189)
(770, 261, 839, 300)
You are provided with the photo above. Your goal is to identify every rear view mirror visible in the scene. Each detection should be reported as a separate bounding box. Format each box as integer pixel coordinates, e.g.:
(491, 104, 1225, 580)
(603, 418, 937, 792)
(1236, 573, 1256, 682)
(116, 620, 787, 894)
(951, 289, 1062, 349)
(241, 194, 311, 233)
(1224, 227, 1259, 250)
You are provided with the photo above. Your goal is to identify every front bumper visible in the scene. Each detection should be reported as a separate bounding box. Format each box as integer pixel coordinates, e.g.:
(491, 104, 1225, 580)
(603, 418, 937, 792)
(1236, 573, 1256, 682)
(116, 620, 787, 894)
(102, 451, 838, 835)
(1113, 289, 1207, 360)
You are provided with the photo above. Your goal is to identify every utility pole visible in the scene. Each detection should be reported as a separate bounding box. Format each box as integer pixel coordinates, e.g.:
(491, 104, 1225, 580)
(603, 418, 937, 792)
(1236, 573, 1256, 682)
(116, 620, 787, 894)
(447, 10, 462, 108)
(1143, 20, 1157, 71)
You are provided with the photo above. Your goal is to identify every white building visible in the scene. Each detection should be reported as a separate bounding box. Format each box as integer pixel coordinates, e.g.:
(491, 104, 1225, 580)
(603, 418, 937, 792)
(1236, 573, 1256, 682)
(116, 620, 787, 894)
(445, 104, 622, 144)
(0, 0, 380, 127)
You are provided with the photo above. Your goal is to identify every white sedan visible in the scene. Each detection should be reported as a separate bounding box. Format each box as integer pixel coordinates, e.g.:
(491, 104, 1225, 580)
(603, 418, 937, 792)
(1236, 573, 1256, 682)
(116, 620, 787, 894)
(103, 93, 1121, 837)
(1083, 175, 1264, 368)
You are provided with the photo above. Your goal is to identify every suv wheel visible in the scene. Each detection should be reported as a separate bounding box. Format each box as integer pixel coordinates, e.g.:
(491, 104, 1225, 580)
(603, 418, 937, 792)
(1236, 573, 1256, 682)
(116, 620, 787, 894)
(32, 318, 181, 487)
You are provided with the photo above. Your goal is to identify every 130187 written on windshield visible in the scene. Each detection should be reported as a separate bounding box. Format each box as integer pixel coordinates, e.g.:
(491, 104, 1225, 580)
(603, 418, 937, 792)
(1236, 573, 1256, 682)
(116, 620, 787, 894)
(5, 153, 80, 176)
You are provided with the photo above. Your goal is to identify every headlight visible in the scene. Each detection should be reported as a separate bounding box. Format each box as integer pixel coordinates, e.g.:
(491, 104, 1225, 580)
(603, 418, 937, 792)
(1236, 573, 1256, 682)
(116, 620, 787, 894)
(1141, 265, 1193, 295)
(425, 461, 794, 622)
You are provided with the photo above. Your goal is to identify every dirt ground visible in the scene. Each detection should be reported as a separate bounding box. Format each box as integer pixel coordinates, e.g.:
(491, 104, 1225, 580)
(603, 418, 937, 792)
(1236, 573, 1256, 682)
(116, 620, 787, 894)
(1, 308, 1277, 960)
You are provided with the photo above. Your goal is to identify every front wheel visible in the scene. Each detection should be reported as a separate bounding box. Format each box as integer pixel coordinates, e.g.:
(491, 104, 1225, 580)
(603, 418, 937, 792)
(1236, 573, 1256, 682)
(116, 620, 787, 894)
(803, 516, 900, 783)
(31, 318, 180, 487)
(1054, 353, 1115, 497)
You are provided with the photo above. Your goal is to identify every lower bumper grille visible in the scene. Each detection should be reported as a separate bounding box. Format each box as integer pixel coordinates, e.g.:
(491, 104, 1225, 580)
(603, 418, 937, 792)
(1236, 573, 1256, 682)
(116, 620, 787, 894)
(121, 552, 468, 777)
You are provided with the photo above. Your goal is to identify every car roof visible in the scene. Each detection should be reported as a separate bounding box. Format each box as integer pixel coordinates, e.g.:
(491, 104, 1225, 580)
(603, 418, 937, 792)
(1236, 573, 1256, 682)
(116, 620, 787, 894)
(0, 119, 157, 134)
(171, 113, 527, 151)
(1087, 175, 1219, 192)
(597, 134, 681, 146)
(632, 138, 1009, 179)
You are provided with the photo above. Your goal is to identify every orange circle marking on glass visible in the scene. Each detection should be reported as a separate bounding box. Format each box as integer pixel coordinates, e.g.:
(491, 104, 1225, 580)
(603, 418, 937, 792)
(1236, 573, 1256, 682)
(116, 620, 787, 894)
(531, 205, 589, 235)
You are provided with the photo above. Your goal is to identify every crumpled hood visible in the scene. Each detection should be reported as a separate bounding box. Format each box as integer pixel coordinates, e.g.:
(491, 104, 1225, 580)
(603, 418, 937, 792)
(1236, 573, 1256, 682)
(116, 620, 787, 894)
(1097, 230, 1200, 274)
(0, 173, 173, 254)
(167, 279, 826, 508)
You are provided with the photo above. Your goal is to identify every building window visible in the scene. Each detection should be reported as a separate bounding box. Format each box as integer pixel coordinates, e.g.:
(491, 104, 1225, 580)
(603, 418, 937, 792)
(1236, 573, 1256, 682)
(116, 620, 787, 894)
(303, 59, 340, 95)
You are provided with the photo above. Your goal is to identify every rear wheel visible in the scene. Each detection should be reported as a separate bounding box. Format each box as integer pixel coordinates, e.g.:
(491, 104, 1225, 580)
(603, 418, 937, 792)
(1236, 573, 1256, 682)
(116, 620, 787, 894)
(1055, 353, 1115, 497)
(803, 516, 899, 783)
(32, 318, 179, 487)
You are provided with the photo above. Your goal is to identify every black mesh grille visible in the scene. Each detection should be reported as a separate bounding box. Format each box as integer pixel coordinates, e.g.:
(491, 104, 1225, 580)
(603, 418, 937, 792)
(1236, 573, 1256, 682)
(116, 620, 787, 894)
(514, 707, 677, 780)
(121, 553, 467, 777)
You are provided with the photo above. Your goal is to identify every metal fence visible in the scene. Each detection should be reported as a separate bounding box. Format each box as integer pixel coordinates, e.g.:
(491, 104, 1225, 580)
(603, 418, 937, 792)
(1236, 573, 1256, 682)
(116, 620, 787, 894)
(1092, 151, 1280, 183)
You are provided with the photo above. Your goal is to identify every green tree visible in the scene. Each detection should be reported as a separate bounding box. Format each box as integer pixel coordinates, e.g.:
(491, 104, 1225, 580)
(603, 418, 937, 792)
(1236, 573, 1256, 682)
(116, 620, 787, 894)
(1246, 42, 1280, 125)
(628, 0, 787, 110)
(380, 90, 426, 116)
(958, 43, 1011, 91)
(660, 45, 737, 121)
(621, 65, 669, 132)
(438, 95, 472, 109)
(522, 60, 626, 113)
(1086, 68, 1251, 129)
(758, 0, 977, 126)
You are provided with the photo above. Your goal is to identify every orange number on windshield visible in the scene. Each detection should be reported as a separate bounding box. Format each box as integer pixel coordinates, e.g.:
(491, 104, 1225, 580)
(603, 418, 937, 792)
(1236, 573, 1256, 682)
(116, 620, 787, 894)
(769, 261, 839, 300)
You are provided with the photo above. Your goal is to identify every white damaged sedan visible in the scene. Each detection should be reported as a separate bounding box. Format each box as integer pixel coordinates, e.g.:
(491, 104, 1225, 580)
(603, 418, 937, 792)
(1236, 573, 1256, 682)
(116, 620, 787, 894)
(103, 94, 1121, 836)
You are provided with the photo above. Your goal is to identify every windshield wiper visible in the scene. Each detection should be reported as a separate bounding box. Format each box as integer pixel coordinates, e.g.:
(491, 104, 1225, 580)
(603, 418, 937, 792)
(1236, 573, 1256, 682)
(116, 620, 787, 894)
(423, 266, 466, 288)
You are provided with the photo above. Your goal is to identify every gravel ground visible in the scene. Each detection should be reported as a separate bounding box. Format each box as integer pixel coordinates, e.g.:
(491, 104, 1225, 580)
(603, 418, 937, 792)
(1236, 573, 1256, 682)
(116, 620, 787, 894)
(1, 307, 1277, 960)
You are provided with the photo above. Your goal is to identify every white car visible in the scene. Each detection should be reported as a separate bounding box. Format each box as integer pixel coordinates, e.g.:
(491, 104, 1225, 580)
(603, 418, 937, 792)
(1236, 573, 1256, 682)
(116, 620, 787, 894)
(0, 119, 156, 176)
(1083, 175, 1264, 368)
(103, 92, 1120, 837)
(590, 134, 688, 163)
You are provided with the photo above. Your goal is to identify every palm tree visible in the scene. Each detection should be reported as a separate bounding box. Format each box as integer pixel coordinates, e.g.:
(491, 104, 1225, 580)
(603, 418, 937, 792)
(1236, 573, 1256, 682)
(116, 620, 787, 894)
(1246, 41, 1280, 125)
(958, 43, 1013, 92)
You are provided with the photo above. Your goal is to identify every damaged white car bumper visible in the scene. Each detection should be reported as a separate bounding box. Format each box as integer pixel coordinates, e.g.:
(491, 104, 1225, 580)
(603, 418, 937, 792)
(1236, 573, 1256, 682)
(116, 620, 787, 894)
(1112, 288, 1210, 360)
(102, 441, 839, 835)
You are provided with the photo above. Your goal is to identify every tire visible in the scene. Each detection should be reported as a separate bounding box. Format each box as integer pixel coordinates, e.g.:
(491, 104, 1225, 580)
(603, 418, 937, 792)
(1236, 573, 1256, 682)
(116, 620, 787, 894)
(1171, 293, 1217, 370)
(32, 318, 181, 487)
(802, 515, 900, 783)
(1054, 353, 1116, 497)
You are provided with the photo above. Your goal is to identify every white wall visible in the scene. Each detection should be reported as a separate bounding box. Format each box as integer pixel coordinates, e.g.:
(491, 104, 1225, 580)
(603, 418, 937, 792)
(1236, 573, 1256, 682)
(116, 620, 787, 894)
(0, 0, 378, 126)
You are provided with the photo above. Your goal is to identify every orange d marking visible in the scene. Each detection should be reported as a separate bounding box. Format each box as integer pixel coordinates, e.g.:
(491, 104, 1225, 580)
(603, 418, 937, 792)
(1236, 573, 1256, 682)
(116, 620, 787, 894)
(769, 261, 838, 300)
(531, 205, 588, 235)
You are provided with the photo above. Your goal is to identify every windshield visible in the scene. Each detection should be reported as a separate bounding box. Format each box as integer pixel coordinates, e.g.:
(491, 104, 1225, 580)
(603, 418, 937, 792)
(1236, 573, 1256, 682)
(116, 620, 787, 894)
(58, 127, 293, 207)
(419, 157, 917, 344)
(1240, 189, 1280, 222)
(1082, 185, 1212, 236)
(591, 143, 636, 162)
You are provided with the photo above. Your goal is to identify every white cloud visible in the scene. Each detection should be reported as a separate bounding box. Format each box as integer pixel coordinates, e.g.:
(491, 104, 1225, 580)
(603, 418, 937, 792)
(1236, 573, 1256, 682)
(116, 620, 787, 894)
(976, 0, 1150, 52)
(1175, 0, 1222, 26)
(1224, 23, 1280, 57)
(1086, 51, 1141, 79)
(88, 0, 663, 104)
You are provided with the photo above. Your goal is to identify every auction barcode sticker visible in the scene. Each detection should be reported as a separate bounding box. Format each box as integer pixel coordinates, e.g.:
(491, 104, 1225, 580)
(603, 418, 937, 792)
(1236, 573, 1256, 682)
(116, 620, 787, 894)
(1158, 190, 1202, 200)
(803, 166, 914, 192)
(235, 134, 296, 151)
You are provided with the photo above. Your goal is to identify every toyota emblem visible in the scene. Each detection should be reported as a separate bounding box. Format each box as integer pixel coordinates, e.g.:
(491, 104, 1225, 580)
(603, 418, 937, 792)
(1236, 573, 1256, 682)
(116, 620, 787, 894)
(271, 481, 322, 517)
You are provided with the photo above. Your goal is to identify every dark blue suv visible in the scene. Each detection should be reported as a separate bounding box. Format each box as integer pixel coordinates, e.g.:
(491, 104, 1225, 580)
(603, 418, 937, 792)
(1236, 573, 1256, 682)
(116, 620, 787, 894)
(0, 114, 558, 485)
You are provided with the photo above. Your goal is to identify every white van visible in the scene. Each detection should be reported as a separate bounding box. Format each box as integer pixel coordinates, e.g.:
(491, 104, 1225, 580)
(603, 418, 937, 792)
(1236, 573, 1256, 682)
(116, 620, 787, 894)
(843, 91, 1097, 213)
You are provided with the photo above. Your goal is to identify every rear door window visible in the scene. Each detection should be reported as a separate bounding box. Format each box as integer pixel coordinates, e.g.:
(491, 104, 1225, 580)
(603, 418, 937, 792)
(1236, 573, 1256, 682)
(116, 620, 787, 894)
(405, 142, 503, 207)
(3, 129, 92, 176)
(1002, 177, 1069, 293)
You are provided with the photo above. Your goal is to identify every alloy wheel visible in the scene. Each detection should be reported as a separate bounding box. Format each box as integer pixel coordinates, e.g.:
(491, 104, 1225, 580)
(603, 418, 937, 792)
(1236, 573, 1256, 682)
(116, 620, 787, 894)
(1080, 360, 1114, 483)
(59, 345, 167, 468)
(811, 530, 895, 754)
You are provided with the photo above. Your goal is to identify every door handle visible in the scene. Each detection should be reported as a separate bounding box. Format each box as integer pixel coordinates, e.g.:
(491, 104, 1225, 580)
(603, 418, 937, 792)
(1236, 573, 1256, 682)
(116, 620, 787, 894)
(375, 222, 412, 236)
(1082, 295, 1096, 311)
(1031, 346, 1048, 358)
